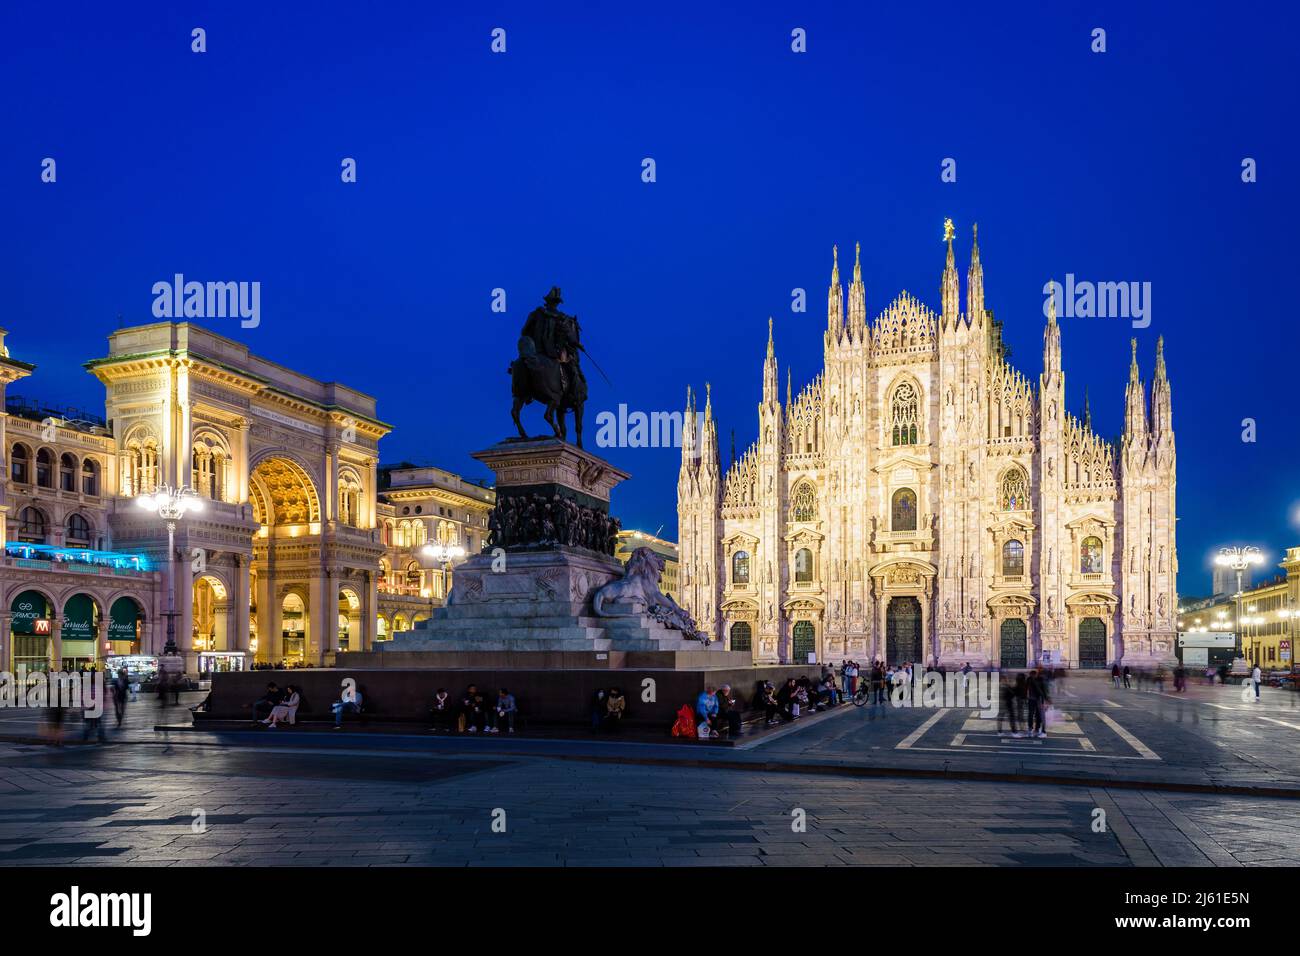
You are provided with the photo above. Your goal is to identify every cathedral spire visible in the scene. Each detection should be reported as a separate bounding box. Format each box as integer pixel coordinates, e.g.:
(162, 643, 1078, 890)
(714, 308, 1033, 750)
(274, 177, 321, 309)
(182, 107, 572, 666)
(763, 317, 779, 406)
(847, 241, 866, 338)
(1042, 289, 1062, 382)
(966, 223, 984, 328)
(700, 381, 719, 480)
(941, 217, 960, 328)
(786, 367, 792, 409)
(1150, 335, 1173, 439)
(679, 384, 698, 475)
(1083, 386, 1091, 431)
(827, 244, 844, 337)
(1124, 337, 1148, 441)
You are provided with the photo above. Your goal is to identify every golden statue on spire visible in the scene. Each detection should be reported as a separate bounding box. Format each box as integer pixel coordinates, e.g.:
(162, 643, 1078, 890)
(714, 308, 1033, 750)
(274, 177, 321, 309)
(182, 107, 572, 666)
(943, 218, 955, 242)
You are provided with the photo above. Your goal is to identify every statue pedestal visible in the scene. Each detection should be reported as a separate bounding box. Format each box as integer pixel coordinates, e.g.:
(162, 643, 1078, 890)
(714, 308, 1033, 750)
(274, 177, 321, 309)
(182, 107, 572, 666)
(380, 439, 745, 668)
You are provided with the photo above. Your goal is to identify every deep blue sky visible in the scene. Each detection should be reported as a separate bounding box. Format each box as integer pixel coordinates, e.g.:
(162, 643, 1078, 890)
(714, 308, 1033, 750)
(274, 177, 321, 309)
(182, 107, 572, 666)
(3, 1, 1296, 595)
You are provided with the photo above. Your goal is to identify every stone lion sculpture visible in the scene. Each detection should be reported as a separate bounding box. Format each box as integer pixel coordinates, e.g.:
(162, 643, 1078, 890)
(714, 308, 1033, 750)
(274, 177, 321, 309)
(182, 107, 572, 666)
(592, 547, 709, 643)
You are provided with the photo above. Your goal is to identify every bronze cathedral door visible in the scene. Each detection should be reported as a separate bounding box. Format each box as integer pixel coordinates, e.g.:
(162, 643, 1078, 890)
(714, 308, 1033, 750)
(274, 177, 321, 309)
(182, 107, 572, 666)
(886, 596, 922, 664)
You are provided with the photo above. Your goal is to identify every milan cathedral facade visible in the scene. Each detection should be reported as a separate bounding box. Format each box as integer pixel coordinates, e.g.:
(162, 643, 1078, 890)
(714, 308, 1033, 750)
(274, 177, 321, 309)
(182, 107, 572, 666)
(676, 224, 1177, 669)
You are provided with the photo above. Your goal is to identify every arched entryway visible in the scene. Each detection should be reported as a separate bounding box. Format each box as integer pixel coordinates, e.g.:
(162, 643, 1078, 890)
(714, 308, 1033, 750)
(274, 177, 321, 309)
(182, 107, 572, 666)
(193, 575, 230, 653)
(61, 593, 101, 670)
(107, 596, 145, 656)
(886, 596, 922, 665)
(10, 590, 54, 671)
(281, 593, 306, 664)
(1078, 617, 1108, 669)
(999, 618, 1028, 669)
(338, 588, 361, 652)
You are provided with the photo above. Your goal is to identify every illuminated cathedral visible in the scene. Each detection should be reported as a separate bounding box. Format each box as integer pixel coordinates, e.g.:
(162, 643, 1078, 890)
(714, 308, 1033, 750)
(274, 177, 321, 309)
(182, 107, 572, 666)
(676, 222, 1177, 669)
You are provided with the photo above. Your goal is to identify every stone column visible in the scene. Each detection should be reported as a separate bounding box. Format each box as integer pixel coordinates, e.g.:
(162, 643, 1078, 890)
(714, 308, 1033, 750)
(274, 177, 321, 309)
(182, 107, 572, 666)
(233, 556, 252, 656)
(308, 573, 326, 665)
(322, 566, 340, 662)
(234, 418, 250, 504)
(255, 572, 275, 663)
(0, 612, 11, 674)
(50, 615, 63, 672)
(94, 617, 107, 670)
(361, 570, 377, 652)
(176, 543, 195, 673)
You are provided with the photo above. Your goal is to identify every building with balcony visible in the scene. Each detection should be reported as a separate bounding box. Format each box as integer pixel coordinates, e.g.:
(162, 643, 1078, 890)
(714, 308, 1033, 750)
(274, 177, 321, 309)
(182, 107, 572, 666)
(375, 463, 494, 638)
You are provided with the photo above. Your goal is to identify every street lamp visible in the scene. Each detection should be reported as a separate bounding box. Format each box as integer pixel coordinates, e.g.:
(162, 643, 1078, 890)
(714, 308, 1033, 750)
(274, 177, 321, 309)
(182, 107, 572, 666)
(137, 485, 203, 656)
(421, 541, 466, 613)
(1215, 546, 1266, 665)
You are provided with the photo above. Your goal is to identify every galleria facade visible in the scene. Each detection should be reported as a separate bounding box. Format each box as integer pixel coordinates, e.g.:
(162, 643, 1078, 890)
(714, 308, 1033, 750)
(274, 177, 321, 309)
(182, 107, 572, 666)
(677, 226, 1178, 669)
(0, 322, 498, 674)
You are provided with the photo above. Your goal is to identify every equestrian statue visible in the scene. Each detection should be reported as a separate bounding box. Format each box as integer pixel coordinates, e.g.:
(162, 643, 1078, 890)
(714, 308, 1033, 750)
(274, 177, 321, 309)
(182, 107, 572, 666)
(510, 287, 593, 447)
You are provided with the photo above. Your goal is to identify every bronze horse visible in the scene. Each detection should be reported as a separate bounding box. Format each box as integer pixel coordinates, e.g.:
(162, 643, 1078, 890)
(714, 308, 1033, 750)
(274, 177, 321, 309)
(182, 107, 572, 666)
(509, 313, 587, 447)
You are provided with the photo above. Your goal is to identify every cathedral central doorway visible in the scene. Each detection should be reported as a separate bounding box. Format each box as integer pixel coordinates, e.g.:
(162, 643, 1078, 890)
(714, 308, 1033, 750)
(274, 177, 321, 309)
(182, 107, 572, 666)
(999, 618, 1027, 669)
(792, 620, 816, 663)
(1078, 617, 1108, 669)
(886, 596, 922, 665)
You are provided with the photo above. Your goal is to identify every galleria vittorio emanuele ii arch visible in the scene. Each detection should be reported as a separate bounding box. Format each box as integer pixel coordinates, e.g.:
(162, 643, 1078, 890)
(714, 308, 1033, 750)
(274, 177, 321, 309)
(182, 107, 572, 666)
(87, 322, 390, 669)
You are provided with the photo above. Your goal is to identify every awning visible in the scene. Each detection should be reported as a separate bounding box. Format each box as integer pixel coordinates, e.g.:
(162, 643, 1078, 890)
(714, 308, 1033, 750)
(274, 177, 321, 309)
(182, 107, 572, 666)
(61, 594, 97, 640)
(108, 597, 143, 641)
(9, 590, 51, 634)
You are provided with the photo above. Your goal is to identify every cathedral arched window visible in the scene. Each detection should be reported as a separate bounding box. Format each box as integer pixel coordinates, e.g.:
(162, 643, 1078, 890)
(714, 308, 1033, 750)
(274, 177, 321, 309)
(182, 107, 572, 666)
(732, 551, 750, 585)
(891, 488, 917, 532)
(791, 483, 817, 522)
(1002, 540, 1024, 576)
(794, 548, 814, 584)
(1080, 536, 1104, 575)
(1000, 468, 1029, 511)
(889, 382, 919, 446)
(730, 621, 752, 652)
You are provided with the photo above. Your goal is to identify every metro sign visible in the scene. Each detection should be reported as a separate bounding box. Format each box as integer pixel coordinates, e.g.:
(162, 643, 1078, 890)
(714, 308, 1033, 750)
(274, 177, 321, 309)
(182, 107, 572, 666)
(33, 619, 51, 635)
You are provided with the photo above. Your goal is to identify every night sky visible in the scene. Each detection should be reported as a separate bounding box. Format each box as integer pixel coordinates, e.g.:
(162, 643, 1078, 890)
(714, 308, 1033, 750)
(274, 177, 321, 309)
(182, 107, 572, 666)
(3, 1, 1296, 595)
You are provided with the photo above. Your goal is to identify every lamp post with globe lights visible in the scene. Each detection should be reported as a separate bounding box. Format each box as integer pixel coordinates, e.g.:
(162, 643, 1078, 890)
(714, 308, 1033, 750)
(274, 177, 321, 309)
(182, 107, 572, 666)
(420, 541, 466, 619)
(1215, 546, 1265, 667)
(136, 485, 203, 657)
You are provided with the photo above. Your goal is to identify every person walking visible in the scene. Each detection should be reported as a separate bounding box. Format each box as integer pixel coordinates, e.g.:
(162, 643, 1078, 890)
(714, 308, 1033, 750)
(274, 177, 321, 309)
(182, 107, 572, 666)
(998, 673, 1020, 737)
(1027, 668, 1050, 738)
(1251, 663, 1262, 702)
(112, 667, 129, 728)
